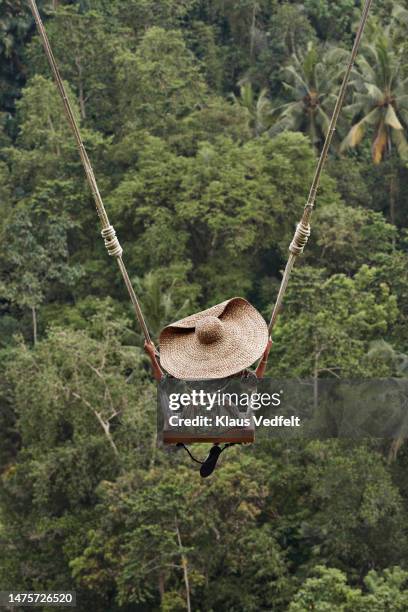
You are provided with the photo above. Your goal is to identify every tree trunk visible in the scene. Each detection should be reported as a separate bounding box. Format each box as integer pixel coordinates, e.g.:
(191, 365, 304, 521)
(175, 522, 191, 612)
(47, 114, 61, 157)
(158, 572, 165, 604)
(32, 306, 37, 346)
(75, 57, 87, 120)
(249, 3, 257, 62)
(389, 170, 397, 227)
(78, 83, 86, 121)
(313, 347, 321, 410)
(388, 436, 406, 463)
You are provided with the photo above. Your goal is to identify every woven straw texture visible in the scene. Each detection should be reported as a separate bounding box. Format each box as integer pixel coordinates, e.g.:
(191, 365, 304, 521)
(159, 297, 268, 379)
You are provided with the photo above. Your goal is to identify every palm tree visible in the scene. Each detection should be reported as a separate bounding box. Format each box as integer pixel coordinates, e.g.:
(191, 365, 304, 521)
(135, 271, 191, 338)
(231, 81, 274, 136)
(341, 31, 408, 164)
(272, 43, 348, 148)
(341, 15, 408, 224)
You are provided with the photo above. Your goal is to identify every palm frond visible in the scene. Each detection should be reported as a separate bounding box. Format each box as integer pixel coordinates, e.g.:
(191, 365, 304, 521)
(365, 83, 384, 105)
(282, 65, 309, 93)
(385, 105, 403, 130)
(341, 123, 365, 150)
(372, 121, 387, 164)
(341, 108, 380, 151)
(392, 4, 408, 27)
(316, 106, 331, 138)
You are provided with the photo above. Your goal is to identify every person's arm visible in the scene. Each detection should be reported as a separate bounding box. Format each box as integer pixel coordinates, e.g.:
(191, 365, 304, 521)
(255, 338, 273, 379)
(144, 341, 164, 381)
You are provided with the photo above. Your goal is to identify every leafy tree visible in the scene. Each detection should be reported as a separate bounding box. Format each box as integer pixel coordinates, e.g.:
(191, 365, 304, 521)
(267, 3, 317, 60)
(254, 3, 317, 93)
(174, 95, 252, 154)
(307, 203, 396, 274)
(0, 313, 149, 604)
(114, 0, 199, 35)
(270, 265, 399, 378)
(209, 0, 270, 84)
(8, 75, 83, 191)
(0, 0, 33, 113)
(0, 201, 82, 344)
(26, 5, 127, 131)
(71, 453, 290, 610)
(326, 157, 374, 209)
(108, 131, 333, 306)
(304, 0, 358, 42)
(106, 133, 194, 284)
(4, 74, 115, 304)
(374, 250, 408, 349)
(361, 566, 408, 610)
(289, 565, 408, 611)
(183, 20, 224, 92)
(174, 132, 320, 303)
(300, 442, 407, 573)
(288, 565, 363, 611)
(0, 161, 12, 222)
(115, 27, 207, 137)
(1, 2, 408, 610)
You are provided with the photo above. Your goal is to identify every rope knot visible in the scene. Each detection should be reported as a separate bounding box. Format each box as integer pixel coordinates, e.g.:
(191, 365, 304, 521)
(289, 222, 311, 256)
(101, 225, 123, 257)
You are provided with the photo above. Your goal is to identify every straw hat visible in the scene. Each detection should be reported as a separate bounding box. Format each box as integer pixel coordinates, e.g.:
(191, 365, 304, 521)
(159, 297, 268, 379)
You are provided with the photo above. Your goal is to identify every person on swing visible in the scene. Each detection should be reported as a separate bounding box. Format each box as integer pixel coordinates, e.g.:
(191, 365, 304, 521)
(144, 298, 272, 476)
(144, 297, 272, 382)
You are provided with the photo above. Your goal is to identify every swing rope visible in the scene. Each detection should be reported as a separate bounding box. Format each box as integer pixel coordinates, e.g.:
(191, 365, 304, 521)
(28, 0, 152, 345)
(268, 0, 374, 334)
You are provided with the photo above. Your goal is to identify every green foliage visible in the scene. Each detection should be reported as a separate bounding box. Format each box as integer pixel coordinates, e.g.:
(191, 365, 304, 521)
(115, 27, 207, 137)
(134, 270, 192, 339)
(342, 18, 408, 164)
(289, 564, 408, 611)
(0, 0, 33, 112)
(271, 265, 399, 378)
(71, 453, 290, 609)
(114, 0, 199, 34)
(0, 197, 82, 343)
(231, 81, 274, 136)
(309, 203, 396, 274)
(304, 0, 358, 41)
(289, 565, 363, 611)
(273, 43, 349, 148)
(1, 1, 408, 610)
(9, 75, 80, 188)
(26, 6, 127, 131)
(302, 442, 406, 571)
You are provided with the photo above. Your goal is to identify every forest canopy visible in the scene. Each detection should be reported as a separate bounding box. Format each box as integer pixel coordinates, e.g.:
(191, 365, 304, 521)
(1, 1, 408, 610)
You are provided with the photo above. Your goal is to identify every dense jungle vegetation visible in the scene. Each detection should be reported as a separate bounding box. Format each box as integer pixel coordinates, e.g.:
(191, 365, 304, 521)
(1, 1, 408, 610)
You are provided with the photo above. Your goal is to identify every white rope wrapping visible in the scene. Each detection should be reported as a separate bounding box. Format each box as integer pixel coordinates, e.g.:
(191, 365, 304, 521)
(289, 222, 311, 256)
(101, 225, 123, 257)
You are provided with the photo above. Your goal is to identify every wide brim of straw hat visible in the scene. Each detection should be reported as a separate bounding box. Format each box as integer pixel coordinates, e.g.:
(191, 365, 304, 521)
(159, 297, 268, 379)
